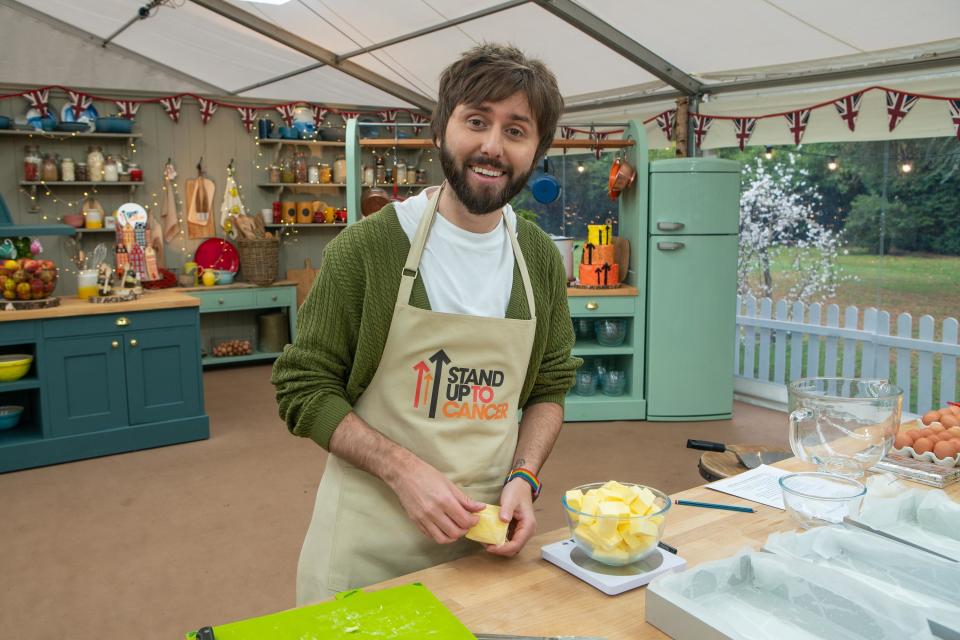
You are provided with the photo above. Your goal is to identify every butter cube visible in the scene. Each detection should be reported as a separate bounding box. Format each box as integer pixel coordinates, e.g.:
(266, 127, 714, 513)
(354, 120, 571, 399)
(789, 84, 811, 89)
(601, 480, 635, 503)
(565, 488, 584, 511)
(630, 487, 658, 515)
(465, 504, 508, 546)
(628, 517, 660, 537)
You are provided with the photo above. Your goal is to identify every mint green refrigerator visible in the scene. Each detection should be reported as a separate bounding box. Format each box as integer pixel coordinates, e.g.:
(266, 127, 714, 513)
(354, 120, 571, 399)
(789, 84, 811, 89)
(645, 159, 741, 420)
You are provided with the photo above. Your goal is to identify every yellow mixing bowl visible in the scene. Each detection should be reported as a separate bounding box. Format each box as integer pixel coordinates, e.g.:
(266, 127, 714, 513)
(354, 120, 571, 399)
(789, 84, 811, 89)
(0, 354, 33, 382)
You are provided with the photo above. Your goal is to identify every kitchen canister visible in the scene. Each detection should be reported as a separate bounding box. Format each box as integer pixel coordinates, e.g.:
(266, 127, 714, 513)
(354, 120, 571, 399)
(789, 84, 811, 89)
(258, 312, 290, 353)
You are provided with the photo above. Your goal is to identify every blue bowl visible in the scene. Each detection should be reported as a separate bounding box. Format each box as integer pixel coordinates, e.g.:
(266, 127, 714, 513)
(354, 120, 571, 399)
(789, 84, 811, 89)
(0, 116, 9, 129)
(96, 117, 134, 134)
(279, 126, 298, 139)
(0, 405, 23, 430)
(56, 122, 88, 132)
(216, 270, 236, 284)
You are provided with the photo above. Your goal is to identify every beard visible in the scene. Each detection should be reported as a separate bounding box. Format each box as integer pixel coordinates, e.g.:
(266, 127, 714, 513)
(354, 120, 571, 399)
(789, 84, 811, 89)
(439, 140, 534, 215)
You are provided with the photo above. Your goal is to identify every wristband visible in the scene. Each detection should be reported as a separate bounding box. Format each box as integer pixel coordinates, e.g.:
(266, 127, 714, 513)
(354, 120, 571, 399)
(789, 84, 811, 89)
(505, 467, 541, 501)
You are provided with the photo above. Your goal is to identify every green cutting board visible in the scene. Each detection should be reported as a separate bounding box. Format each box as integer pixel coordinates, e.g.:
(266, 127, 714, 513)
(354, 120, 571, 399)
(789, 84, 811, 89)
(185, 582, 476, 639)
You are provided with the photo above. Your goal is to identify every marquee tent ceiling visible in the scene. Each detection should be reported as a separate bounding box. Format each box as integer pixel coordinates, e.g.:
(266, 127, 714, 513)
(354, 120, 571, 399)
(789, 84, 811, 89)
(3, 0, 959, 145)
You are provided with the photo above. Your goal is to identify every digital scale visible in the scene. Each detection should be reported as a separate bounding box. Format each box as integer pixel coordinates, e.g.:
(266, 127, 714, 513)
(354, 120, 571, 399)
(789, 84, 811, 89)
(541, 539, 687, 595)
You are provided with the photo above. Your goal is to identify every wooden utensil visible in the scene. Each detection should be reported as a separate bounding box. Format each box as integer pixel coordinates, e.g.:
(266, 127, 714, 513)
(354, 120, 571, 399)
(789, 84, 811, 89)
(613, 236, 630, 283)
(286, 257, 319, 307)
(186, 160, 216, 238)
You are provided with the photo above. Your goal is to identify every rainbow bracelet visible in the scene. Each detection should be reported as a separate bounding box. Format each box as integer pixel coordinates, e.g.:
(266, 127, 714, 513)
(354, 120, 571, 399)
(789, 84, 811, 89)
(505, 467, 541, 501)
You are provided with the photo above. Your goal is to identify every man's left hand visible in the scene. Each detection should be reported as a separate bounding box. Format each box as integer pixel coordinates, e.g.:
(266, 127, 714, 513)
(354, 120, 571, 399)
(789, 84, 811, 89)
(484, 478, 537, 557)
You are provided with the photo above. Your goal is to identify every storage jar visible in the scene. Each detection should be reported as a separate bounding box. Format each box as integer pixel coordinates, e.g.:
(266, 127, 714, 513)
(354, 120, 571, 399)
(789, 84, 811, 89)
(23, 146, 40, 182)
(333, 155, 347, 184)
(87, 146, 104, 182)
(60, 157, 75, 182)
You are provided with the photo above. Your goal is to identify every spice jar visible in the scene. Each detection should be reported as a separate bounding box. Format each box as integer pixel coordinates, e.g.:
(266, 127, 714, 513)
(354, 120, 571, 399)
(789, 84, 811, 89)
(375, 155, 386, 184)
(406, 167, 417, 185)
(75, 162, 88, 182)
(103, 154, 119, 182)
(395, 160, 407, 184)
(307, 163, 320, 184)
(333, 155, 347, 184)
(294, 151, 307, 183)
(268, 164, 281, 184)
(128, 163, 142, 182)
(280, 157, 295, 183)
(363, 165, 374, 186)
(23, 146, 41, 182)
(61, 157, 75, 182)
(416, 169, 427, 184)
(41, 154, 59, 182)
(319, 163, 332, 184)
(87, 146, 105, 182)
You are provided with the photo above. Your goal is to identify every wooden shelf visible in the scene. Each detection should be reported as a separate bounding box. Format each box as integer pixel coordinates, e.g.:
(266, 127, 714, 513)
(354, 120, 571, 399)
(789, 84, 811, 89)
(0, 130, 141, 139)
(358, 138, 635, 149)
(258, 183, 346, 188)
(202, 351, 283, 366)
(20, 181, 143, 187)
(266, 223, 347, 228)
(257, 139, 345, 148)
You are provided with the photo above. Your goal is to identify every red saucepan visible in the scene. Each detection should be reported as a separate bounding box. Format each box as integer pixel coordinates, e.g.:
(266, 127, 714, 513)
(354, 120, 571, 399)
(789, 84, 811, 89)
(608, 155, 637, 200)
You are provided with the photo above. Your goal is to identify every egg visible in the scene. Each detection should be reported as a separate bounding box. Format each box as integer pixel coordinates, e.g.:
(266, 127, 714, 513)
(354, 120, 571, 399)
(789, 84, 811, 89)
(919, 428, 935, 439)
(940, 414, 960, 428)
(929, 424, 946, 433)
(902, 429, 920, 443)
(949, 405, 960, 415)
(922, 410, 942, 425)
(947, 427, 960, 438)
(894, 433, 913, 449)
(912, 437, 934, 454)
(933, 440, 958, 461)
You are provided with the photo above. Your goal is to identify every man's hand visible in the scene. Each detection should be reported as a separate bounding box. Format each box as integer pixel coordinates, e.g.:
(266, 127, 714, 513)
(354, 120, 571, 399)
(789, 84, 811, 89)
(484, 477, 537, 556)
(387, 456, 485, 544)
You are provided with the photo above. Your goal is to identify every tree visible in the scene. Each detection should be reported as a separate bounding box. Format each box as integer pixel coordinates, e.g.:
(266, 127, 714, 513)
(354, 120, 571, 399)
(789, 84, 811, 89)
(738, 154, 849, 302)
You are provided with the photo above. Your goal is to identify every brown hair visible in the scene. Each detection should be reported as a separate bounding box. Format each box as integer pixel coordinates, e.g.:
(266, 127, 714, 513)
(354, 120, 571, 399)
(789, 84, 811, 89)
(431, 43, 563, 163)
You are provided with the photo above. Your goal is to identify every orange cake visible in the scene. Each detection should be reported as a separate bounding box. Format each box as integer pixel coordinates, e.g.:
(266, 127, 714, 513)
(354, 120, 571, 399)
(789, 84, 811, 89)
(579, 241, 618, 286)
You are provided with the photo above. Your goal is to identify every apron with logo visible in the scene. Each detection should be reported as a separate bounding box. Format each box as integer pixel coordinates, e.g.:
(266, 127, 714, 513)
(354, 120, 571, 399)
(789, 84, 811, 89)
(296, 185, 537, 604)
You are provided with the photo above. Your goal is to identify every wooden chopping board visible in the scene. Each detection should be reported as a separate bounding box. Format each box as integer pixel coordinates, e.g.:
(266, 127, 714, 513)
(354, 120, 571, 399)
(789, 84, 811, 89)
(613, 236, 630, 282)
(185, 176, 216, 238)
(286, 257, 319, 307)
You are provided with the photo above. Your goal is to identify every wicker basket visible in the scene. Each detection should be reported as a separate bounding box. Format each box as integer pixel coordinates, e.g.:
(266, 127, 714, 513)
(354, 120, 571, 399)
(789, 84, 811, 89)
(237, 237, 279, 286)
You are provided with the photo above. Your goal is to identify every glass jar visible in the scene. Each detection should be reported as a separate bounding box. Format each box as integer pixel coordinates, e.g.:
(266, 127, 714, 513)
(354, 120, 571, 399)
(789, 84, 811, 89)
(375, 155, 386, 184)
(385, 168, 393, 184)
(268, 164, 281, 184)
(23, 145, 41, 182)
(395, 160, 407, 184)
(103, 154, 119, 182)
(363, 165, 374, 186)
(307, 163, 320, 184)
(280, 157, 295, 183)
(333, 155, 347, 184)
(75, 162, 88, 182)
(128, 162, 142, 182)
(87, 146, 104, 182)
(293, 151, 308, 183)
(61, 157, 75, 182)
(416, 169, 427, 184)
(406, 167, 417, 185)
(319, 163, 332, 184)
(41, 154, 59, 182)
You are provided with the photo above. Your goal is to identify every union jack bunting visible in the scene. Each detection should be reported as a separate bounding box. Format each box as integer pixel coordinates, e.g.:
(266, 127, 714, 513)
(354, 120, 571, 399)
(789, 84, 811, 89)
(115, 101, 140, 120)
(378, 109, 398, 134)
(198, 97, 218, 125)
(410, 112, 429, 135)
(160, 96, 182, 123)
(67, 90, 93, 120)
(833, 92, 863, 132)
(732, 117, 757, 151)
(949, 99, 960, 141)
(275, 104, 295, 127)
(23, 89, 50, 118)
(784, 109, 811, 145)
(655, 110, 676, 143)
(692, 114, 713, 149)
(590, 131, 609, 159)
(339, 111, 360, 122)
(559, 126, 576, 139)
(885, 90, 918, 132)
(236, 107, 258, 133)
(311, 105, 329, 128)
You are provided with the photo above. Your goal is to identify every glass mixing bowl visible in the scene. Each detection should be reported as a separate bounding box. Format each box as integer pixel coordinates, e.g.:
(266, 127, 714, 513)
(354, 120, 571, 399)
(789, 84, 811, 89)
(788, 378, 902, 478)
(779, 472, 866, 528)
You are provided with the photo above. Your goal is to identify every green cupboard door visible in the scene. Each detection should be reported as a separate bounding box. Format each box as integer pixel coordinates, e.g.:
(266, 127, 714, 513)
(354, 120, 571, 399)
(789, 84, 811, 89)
(646, 235, 738, 417)
(46, 335, 129, 436)
(124, 326, 202, 425)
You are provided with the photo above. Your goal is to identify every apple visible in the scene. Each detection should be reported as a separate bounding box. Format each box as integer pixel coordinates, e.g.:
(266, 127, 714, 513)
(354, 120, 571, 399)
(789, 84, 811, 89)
(2, 259, 16, 270)
(16, 282, 31, 300)
(22, 259, 39, 272)
(12, 269, 27, 283)
(2, 290, 14, 300)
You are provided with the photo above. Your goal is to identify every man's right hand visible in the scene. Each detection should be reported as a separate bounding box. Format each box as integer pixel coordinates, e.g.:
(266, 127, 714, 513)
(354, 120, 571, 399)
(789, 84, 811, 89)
(387, 455, 485, 544)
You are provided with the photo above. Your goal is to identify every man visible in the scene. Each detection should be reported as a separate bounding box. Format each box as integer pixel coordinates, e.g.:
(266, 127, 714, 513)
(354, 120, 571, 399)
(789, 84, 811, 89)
(272, 43, 579, 605)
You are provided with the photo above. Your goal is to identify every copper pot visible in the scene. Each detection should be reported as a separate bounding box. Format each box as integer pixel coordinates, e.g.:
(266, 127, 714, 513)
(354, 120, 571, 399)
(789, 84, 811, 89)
(361, 187, 391, 217)
(608, 156, 637, 200)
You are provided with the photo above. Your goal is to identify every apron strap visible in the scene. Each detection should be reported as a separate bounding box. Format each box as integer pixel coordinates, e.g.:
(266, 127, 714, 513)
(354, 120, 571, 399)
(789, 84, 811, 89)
(397, 182, 537, 319)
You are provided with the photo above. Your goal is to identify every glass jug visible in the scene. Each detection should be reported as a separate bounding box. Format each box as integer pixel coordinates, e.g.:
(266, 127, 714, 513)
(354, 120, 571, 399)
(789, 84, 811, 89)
(788, 377, 902, 478)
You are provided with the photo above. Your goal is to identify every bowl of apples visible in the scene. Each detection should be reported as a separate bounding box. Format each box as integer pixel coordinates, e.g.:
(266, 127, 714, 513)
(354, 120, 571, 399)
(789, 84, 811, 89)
(0, 258, 58, 301)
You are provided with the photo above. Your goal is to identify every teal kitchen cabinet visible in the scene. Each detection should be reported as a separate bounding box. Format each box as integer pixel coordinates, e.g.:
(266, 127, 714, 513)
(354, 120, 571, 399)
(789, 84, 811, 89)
(646, 159, 741, 420)
(0, 304, 208, 473)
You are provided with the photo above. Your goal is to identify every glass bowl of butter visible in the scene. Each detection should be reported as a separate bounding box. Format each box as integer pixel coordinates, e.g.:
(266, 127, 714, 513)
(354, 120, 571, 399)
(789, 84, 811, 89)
(562, 481, 671, 566)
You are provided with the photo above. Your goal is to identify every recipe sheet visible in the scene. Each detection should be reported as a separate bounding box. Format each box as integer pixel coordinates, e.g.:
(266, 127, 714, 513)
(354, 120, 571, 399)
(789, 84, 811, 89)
(706, 464, 789, 509)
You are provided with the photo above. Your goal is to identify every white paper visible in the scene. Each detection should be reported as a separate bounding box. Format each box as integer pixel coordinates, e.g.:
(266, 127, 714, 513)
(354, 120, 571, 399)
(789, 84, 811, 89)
(706, 464, 790, 509)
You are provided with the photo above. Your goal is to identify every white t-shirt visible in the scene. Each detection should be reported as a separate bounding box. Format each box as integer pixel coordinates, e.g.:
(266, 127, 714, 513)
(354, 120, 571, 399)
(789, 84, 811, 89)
(394, 187, 517, 318)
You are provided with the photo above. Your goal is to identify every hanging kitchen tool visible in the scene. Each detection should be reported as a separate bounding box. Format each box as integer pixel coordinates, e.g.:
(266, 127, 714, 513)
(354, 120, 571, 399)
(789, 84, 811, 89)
(530, 156, 561, 204)
(186, 157, 216, 238)
(219, 158, 247, 239)
(607, 154, 637, 200)
(161, 160, 180, 242)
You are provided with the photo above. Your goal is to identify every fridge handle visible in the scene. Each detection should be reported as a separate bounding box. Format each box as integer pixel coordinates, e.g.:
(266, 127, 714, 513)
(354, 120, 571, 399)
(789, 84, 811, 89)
(657, 241, 685, 251)
(656, 221, 685, 231)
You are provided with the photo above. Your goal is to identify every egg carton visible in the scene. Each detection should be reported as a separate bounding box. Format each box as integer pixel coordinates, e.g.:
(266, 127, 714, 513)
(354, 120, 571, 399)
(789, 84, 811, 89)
(894, 419, 960, 468)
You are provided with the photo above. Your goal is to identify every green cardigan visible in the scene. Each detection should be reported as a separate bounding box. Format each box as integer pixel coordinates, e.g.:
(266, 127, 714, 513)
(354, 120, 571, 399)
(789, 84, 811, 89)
(271, 205, 580, 449)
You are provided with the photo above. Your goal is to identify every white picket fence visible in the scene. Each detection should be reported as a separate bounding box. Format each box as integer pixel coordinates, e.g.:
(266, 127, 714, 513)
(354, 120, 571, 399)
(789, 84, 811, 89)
(735, 295, 960, 414)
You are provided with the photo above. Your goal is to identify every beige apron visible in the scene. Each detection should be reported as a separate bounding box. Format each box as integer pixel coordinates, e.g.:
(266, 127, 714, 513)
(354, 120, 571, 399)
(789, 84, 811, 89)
(296, 186, 538, 604)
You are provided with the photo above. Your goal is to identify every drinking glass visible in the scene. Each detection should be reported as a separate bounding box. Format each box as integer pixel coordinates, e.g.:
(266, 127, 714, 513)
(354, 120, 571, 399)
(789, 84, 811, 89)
(574, 369, 598, 396)
(602, 369, 627, 396)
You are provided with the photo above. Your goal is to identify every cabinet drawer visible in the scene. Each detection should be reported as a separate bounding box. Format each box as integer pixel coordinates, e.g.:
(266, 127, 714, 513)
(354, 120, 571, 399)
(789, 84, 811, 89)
(255, 287, 294, 307)
(195, 289, 256, 311)
(567, 296, 636, 317)
(0, 320, 37, 344)
(43, 308, 197, 338)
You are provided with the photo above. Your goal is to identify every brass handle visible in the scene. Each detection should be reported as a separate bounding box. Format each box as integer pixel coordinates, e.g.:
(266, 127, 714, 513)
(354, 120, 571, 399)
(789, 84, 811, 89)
(585, 301, 599, 311)
(129, 339, 138, 347)
(115, 316, 129, 326)
(111, 340, 119, 349)
(271, 296, 278, 302)
(218, 298, 225, 304)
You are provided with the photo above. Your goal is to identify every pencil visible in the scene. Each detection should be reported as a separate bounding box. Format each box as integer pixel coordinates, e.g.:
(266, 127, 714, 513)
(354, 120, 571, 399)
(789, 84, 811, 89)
(675, 499, 755, 513)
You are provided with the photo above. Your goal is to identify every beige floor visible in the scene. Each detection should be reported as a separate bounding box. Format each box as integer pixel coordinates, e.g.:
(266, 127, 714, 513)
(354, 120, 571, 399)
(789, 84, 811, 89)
(0, 364, 786, 639)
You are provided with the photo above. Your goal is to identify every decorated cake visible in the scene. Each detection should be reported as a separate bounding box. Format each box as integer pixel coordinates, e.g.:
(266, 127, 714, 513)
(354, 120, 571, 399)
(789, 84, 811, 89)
(578, 221, 618, 287)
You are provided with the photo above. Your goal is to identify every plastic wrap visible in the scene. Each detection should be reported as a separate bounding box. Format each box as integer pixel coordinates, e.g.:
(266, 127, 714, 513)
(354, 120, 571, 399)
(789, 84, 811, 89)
(647, 550, 935, 640)
(765, 526, 960, 631)
(858, 486, 960, 560)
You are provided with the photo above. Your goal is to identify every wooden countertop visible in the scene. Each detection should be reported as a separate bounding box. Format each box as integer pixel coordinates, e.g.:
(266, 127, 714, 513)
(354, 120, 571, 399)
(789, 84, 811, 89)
(0, 289, 199, 322)
(176, 279, 295, 292)
(567, 284, 638, 297)
(369, 459, 955, 639)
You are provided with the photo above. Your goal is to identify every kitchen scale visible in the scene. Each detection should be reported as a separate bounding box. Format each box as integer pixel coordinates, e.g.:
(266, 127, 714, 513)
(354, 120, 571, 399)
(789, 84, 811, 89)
(541, 539, 687, 595)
